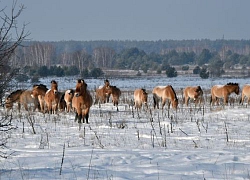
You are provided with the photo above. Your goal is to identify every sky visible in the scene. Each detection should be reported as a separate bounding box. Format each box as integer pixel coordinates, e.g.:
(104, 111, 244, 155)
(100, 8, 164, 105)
(2, 0, 250, 41)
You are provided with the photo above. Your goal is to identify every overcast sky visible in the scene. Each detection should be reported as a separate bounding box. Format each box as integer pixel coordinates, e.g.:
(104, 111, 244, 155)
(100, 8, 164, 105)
(2, 0, 250, 41)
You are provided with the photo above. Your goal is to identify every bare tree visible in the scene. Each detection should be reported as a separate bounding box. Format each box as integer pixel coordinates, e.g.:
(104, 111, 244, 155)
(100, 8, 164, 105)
(0, 0, 30, 101)
(0, 0, 29, 158)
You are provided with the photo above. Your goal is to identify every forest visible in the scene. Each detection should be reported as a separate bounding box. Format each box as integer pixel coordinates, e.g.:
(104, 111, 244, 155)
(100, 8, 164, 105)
(10, 39, 250, 80)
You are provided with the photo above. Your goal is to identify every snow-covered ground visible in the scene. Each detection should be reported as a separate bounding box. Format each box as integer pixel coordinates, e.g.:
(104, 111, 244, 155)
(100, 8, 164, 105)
(1, 76, 250, 179)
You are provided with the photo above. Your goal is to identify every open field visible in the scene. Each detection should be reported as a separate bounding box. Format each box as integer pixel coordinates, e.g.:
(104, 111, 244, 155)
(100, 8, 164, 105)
(1, 80, 250, 179)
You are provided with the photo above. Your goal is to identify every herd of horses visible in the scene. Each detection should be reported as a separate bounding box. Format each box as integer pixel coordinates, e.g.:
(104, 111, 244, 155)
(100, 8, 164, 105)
(4, 79, 250, 124)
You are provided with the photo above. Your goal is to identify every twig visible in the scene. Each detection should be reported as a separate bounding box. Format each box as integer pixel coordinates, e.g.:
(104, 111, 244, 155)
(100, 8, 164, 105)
(59, 143, 65, 175)
(87, 149, 94, 180)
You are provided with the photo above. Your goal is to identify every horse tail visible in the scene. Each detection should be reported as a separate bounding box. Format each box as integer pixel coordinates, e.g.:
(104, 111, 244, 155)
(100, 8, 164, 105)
(210, 96, 212, 105)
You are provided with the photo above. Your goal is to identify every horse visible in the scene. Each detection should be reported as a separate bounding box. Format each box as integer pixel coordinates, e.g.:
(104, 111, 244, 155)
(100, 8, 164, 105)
(63, 89, 74, 112)
(31, 84, 48, 113)
(19, 90, 40, 112)
(94, 79, 111, 104)
(106, 85, 121, 111)
(72, 79, 93, 123)
(134, 88, 148, 111)
(5, 89, 24, 111)
(239, 84, 250, 105)
(210, 83, 240, 106)
(183, 86, 203, 106)
(44, 80, 60, 114)
(152, 85, 178, 110)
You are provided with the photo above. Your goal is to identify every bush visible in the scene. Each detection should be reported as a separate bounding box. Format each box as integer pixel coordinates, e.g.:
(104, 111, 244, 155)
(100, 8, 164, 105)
(15, 74, 29, 82)
(193, 66, 201, 74)
(166, 66, 177, 78)
(89, 68, 104, 78)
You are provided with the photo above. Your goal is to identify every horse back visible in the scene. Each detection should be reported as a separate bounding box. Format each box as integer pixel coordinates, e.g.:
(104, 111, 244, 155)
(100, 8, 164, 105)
(152, 86, 166, 98)
(242, 84, 250, 97)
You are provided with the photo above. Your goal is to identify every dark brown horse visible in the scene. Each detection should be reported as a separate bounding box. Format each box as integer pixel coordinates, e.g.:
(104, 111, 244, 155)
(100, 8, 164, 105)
(152, 85, 178, 110)
(134, 88, 148, 111)
(240, 84, 250, 104)
(210, 83, 240, 106)
(72, 79, 93, 123)
(183, 86, 203, 106)
(31, 84, 48, 113)
(44, 80, 60, 114)
(106, 85, 121, 111)
(5, 89, 24, 111)
(95, 79, 111, 104)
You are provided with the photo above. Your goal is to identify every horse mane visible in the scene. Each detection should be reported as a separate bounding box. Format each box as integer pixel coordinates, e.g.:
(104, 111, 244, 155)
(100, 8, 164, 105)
(141, 88, 146, 92)
(77, 79, 84, 83)
(33, 84, 47, 88)
(195, 86, 202, 92)
(226, 82, 238, 86)
(169, 85, 177, 100)
(51, 80, 57, 84)
(9, 89, 24, 96)
(104, 79, 109, 83)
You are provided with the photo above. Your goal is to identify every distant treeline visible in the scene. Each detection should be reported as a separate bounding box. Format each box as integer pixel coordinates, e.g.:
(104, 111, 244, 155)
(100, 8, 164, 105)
(10, 39, 250, 79)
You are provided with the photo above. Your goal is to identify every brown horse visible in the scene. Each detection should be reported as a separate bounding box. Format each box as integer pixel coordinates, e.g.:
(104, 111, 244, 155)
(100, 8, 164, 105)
(31, 84, 48, 113)
(72, 79, 93, 123)
(5, 89, 24, 111)
(106, 85, 121, 111)
(44, 80, 60, 114)
(240, 84, 250, 104)
(134, 88, 148, 111)
(152, 85, 178, 110)
(95, 79, 111, 104)
(183, 86, 203, 106)
(63, 89, 74, 112)
(210, 83, 240, 106)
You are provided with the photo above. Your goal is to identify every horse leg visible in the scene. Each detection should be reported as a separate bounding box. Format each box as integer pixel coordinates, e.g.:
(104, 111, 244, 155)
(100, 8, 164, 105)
(162, 99, 166, 109)
(18, 102, 21, 112)
(186, 97, 190, 106)
(85, 113, 89, 124)
(153, 94, 157, 109)
(224, 96, 228, 105)
(116, 101, 119, 111)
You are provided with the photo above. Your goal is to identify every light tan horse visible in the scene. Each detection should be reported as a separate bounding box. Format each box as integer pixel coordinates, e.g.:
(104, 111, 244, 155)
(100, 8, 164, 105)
(44, 80, 60, 114)
(106, 85, 121, 111)
(240, 84, 250, 104)
(31, 84, 48, 113)
(19, 90, 40, 111)
(5, 89, 24, 111)
(134, 88, 148, 111)
(210, 83, 240, 106)
(63, 89, 74, 112)
(95, 79, 111, 104)
(72, 79, 93, 123)
(152, 85, 178, 110)
(183, 86, 203, 106)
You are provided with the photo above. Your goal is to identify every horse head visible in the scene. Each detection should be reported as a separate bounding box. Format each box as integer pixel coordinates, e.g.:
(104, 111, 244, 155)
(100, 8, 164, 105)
(51, 80, 58, 95)
(75, 79, 87, 97)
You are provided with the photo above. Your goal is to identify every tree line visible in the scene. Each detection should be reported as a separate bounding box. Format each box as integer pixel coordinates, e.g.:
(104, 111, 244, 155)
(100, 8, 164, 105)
(10, 41, 250, 80)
